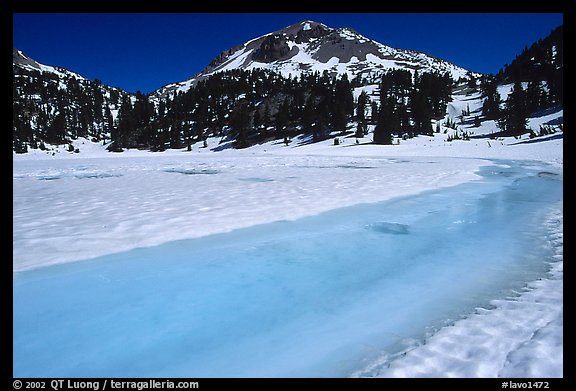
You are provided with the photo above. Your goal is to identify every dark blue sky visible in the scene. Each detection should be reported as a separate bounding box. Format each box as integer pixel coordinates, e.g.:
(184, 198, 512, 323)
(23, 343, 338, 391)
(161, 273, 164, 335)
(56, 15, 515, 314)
(13, 13, 563, 94)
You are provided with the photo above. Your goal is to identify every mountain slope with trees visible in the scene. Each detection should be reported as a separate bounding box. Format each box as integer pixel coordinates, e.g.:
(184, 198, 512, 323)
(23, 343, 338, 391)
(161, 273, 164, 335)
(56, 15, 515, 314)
(480, 25, 563, 137)
(12, 22, 563, 154)
(13, 49, 129, 154)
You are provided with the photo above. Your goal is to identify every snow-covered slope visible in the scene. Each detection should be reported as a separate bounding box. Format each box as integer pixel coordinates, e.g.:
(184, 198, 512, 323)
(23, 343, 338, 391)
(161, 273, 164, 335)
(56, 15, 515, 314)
(13, 48, 87, 82)
(153, 20, 475, 98)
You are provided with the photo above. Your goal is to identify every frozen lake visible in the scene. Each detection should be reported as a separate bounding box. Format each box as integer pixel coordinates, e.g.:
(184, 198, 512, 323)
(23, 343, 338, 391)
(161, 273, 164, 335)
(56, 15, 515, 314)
(13, 159, 562, 377)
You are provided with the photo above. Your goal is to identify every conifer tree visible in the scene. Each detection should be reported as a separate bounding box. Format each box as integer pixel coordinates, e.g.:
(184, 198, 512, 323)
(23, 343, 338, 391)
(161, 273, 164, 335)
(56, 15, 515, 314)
(355, 90, 369, 138)
(526, 80, 545, 114)
(480, 77, 501, 120)
(112, 96, 134, 150)
(373, 109, 393, 145)
(275, 97, 290, 139)
(46, 103, 67, 144)
(498, 81, 528, 136)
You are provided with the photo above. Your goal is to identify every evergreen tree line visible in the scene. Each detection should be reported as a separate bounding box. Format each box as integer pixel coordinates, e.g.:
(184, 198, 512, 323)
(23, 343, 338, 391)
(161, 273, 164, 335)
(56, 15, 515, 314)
(13, 66, 126, 153)
(110, 68, 358, 151)
(479, 77, 560, 137)
(13, 65, 455, 152)
(111, 68, 455, 150)
(374, 69, 453, 144)
(479, 25, 563, 137)
(495, 25, 562, 94)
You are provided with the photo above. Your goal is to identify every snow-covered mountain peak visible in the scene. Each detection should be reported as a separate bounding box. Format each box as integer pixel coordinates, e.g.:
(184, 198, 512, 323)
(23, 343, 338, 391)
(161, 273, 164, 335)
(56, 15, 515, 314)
(285, 20, 331, 43)
(153, 20, 476, 99)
